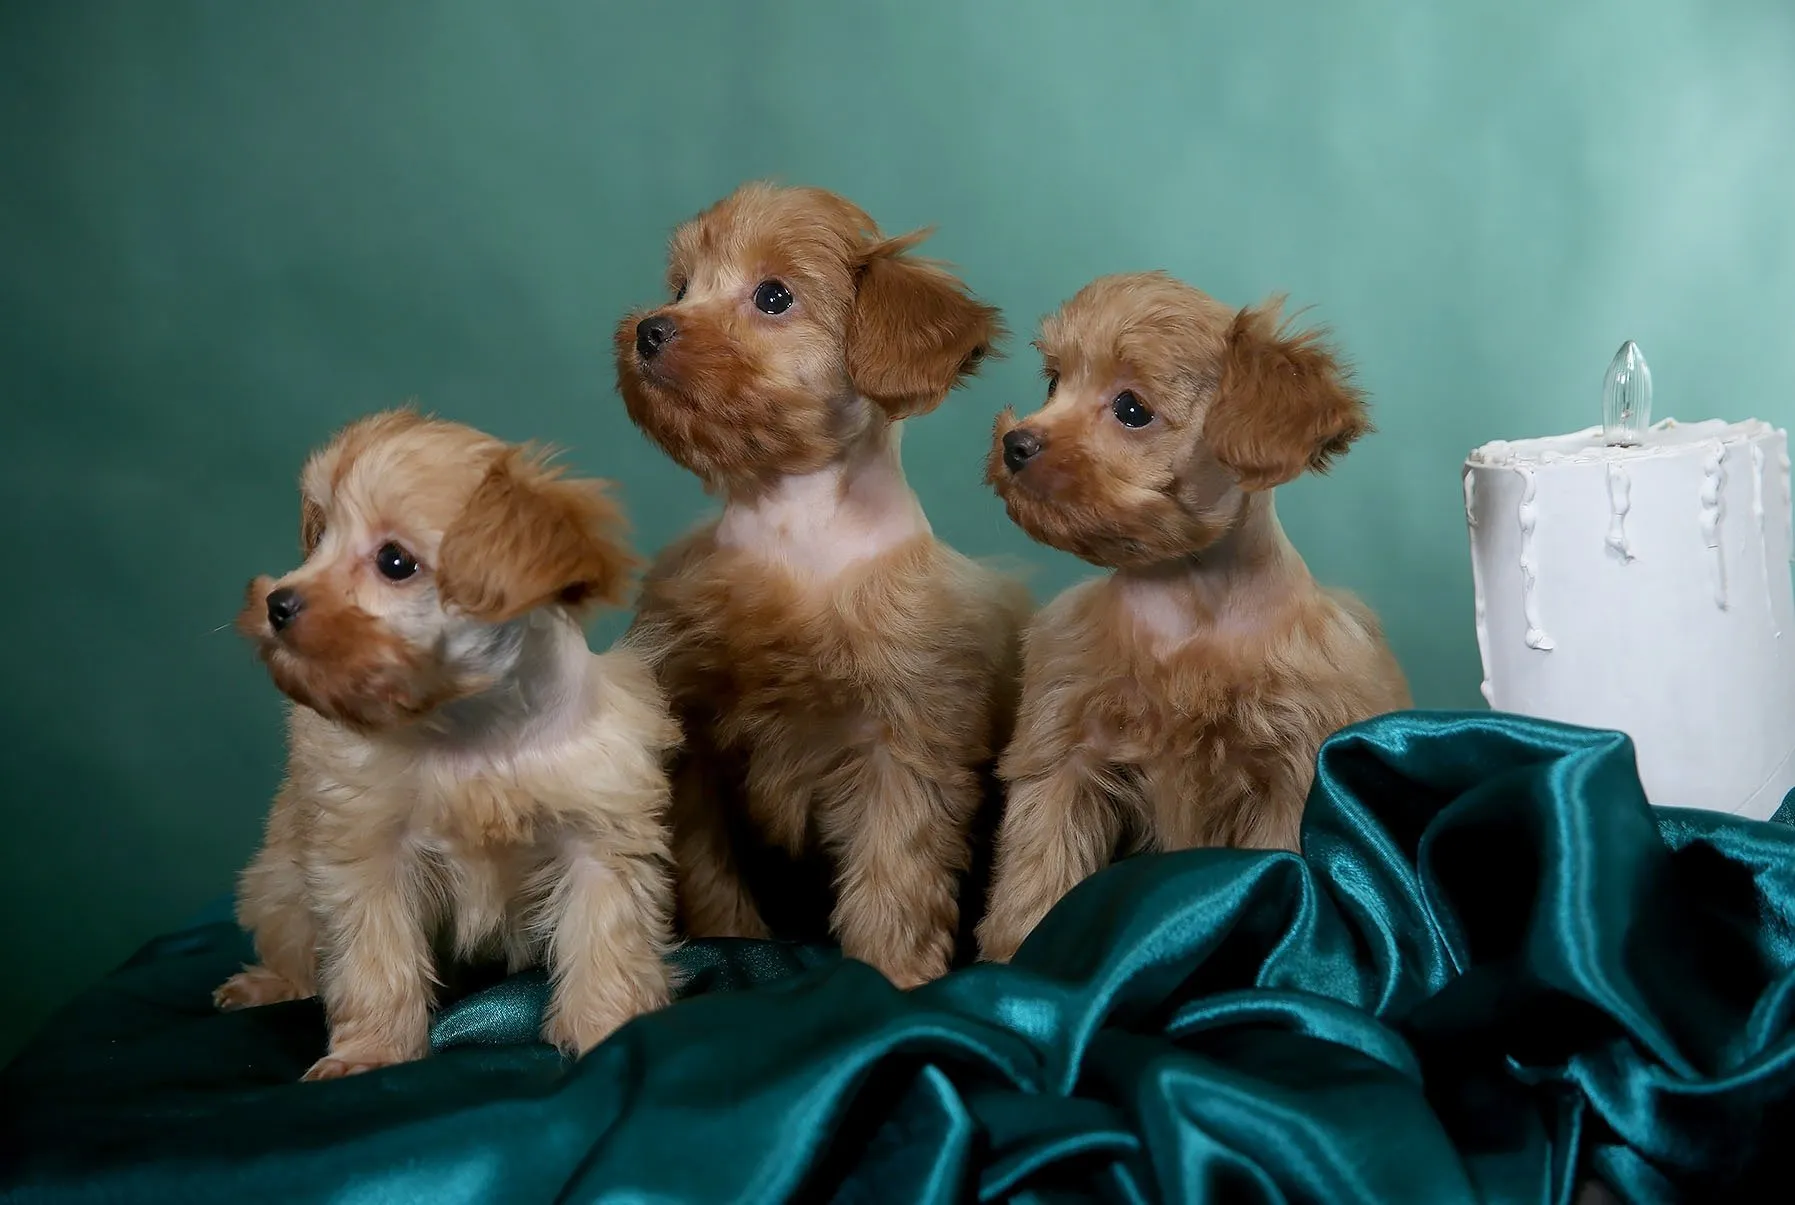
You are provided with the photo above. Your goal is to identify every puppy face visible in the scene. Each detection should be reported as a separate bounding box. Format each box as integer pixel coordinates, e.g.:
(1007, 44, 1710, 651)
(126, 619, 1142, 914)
(989, 272, 1369, 568)
(614, 182, 1005, 492)
(237, 410, 636, 733)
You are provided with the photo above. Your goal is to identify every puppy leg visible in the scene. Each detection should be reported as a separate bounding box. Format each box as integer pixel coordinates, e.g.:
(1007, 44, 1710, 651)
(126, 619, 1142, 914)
(539, 821, 675, 1056)
(217, 786, 318, 1009)
(823, 751, 974, 989)
(304, 840, 435, 1081)
(1150, 746, 1307, 853)
(976, 762, 1125, 964)
(668, 748, 770, 940)
(502, 899, 540, 974)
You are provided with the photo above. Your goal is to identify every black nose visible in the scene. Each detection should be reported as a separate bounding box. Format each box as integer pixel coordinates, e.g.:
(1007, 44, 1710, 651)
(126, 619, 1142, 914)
(1002, 428, 1044, 473)
(266, 587, 304, 632)
(635, 315, 677, 359)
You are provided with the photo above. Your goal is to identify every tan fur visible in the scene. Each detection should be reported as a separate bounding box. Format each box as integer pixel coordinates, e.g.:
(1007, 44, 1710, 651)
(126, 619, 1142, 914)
(218, 410, 680, 1079)
(615, 182, 1028, 987)
(977, 272, 1411, 962)
(437, 445, 639, 623)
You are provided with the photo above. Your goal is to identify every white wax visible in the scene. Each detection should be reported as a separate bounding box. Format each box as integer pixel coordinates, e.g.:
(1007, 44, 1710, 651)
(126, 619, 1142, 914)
(1464, 417, 1795, 820)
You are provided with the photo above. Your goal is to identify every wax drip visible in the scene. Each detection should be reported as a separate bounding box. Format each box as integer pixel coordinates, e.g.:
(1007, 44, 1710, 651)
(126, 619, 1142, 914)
(1700, 439, 1728, 610)
(1781, 446, 1793, 565)
(1516, 465, 1554, 650)
(1753, 443, 1780, 637)
(1464, 470, 1494, 702)
(1605, 462, 1634, 562)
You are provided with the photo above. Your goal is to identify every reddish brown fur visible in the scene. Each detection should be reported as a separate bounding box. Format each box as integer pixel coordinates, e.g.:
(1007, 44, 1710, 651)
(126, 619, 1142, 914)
(615, 183, 1005, 496)
(639, 533, 1024, 970)
(437, 446, 638, 623)
(847, 231, 999, 418)
(976, 272, 1410, 962)
(1206, 302, 1373, 491)
(615, 182, 1028, 987)
(236, 571, 462, 732)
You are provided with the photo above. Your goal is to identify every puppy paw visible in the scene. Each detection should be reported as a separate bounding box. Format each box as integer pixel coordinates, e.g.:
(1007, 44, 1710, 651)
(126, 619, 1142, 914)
(841, 933, 951, 990)
(300, 1050, 405, 1081)
(542, 1012, 619, 1059)
(974, 918, 1024, 966)
(880, 966, 940, 991)
(214, 965, 307, 1011)
(869, 952, 951, 991)
(543, 979, 670, 1058)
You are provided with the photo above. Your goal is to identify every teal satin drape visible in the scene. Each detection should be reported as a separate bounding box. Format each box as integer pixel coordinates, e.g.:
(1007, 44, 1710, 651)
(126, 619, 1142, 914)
(4, 711, 1795, 1203)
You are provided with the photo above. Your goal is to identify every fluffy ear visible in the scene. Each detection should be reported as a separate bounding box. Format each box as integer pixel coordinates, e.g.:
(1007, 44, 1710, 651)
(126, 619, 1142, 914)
(846, 231, 1007, 419)
(1204, 297, 1370, 492)
(436, 448, 639, 624)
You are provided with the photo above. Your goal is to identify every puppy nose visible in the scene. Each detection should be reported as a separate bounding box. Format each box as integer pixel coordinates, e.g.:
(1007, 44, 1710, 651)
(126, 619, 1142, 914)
(266, 587, 305, 632)
(1002, 427, 1045, 473)
(635, 315, 677, 359)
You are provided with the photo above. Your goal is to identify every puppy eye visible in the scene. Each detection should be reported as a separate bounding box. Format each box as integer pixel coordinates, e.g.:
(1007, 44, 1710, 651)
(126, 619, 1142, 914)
(1045, 372, 1059, 398)
(374, 541, 419, 582)
(1111, 390, 1155, 429)
(752, 279, 794, 315)
(673, 282, 687, 302)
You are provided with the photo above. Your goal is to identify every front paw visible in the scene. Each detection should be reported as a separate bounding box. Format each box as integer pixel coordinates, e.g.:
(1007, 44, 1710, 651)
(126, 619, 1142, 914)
(974, 912, 1029, 966)
(214, 965, 307, 1011)
(880, 963, 947, 990)
(300, 1049, 407, 1081)
(543, 977, 671, 1058)
(863, 948, 951, 990)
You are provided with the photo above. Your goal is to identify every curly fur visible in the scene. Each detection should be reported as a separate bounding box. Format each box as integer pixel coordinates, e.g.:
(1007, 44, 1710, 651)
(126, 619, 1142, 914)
(219, 411, 680, 1079)
(977, 272, 1410, 962)
(615, 183, 1028, 987)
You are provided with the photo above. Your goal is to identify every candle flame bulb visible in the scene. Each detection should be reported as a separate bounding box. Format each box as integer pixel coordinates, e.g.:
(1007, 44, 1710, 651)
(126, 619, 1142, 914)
(1603, 340, 1653, 446)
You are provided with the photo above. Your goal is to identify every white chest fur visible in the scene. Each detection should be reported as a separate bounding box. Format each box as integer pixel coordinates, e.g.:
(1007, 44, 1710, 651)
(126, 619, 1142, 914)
(714, 425, 931, 581)
(1464, 418, 1795, 819)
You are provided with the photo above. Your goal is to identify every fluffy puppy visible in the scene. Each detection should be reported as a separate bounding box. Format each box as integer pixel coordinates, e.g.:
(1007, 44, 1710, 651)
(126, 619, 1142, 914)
(217, 409, 680, 1080)
(614, 182, 1030, 988)
(976, 272, 1411, 962)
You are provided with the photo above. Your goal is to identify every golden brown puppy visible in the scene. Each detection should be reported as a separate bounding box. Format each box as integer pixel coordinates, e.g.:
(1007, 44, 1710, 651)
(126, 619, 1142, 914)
(976, 272, 1411, 962)
(614, 182, 1030, 987)
(218, 409, 680, 1080)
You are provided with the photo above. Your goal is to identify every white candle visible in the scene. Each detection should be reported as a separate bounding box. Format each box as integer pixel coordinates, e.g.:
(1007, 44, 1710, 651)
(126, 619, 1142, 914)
(1462, 346, 1795, 819)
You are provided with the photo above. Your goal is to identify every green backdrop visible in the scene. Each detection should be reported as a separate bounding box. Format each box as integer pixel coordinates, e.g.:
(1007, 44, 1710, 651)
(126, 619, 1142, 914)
(3, 0, 1792, 1059)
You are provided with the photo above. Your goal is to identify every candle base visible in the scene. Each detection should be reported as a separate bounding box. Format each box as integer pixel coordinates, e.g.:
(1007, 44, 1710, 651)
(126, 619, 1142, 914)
(1465, 418, 1795, 819)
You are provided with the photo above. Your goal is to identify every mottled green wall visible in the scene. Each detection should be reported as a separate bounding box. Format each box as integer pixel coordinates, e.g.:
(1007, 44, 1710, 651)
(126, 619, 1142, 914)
(3, 0, 1792, 1056)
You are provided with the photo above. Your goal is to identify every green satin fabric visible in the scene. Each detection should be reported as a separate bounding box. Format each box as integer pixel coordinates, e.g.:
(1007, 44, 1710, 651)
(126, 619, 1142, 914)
(5, 711, 1795, 1204)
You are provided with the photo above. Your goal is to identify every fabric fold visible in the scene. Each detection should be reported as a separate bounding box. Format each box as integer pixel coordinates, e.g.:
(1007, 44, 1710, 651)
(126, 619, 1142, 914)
(4, 711, 1794, 1203)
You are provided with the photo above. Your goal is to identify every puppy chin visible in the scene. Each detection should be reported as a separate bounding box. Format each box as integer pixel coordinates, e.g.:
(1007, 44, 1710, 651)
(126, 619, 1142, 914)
(236, 577, 464, 734)
(613, 321, 838, 488)
(991, 467, 1223, 570)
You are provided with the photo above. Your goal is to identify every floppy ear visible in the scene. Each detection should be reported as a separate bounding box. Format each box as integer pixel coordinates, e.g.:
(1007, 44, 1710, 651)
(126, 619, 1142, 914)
(846, 231, 1007, 419)
(1203, 297, 1370, 492)
(436, 447, 639, 624)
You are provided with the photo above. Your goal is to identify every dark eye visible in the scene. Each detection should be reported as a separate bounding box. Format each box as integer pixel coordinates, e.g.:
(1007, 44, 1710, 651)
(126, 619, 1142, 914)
(1112, 390, 1155, 429)
(1045, 372, 1059, 397)
(674, 282, 687, 302)
(375, 542, 418, 582)
(753, 279, 794, 315)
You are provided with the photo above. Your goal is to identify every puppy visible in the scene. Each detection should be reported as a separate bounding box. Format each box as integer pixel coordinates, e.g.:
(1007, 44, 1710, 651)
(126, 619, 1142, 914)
(217, 409, 680, 1079)
(976, 272, 1411, 962)
(614, 182, 1030, 987)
